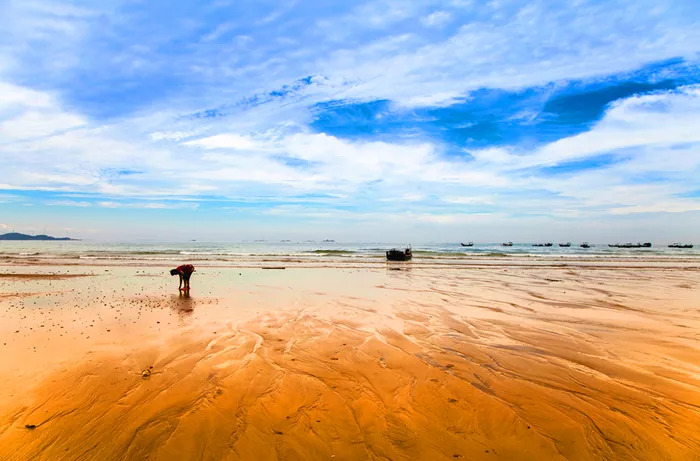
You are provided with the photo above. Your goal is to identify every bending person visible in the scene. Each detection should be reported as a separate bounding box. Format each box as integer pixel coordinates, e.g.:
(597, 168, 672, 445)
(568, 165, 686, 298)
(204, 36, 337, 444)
(170, 264, 195, 292)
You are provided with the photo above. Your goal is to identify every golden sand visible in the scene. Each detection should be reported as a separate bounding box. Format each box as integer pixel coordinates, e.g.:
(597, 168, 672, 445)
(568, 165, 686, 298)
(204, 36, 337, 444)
(0, 262, 698, 460)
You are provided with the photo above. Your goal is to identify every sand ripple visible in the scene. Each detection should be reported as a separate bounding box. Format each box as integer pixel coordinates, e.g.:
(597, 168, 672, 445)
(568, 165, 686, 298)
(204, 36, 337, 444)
(0, 264, 698, 460)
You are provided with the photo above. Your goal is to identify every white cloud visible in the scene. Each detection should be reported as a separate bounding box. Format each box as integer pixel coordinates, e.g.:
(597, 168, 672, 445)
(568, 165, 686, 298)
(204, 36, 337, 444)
(1, 78, 697, 228)
(399, 193, 426, 202)
(200, 22, 236, 42)
(46, 200, 91, 207)
(0, 82, 53, 109)
(0, 81, 86, 141)
(97, 201, 198, 209)
(442, 195, 495, 205)
(150, 130, 199, 142)
(608, 200, 700, 215)
(518, 86, 700, 168)
(421, 11, 453, 28)
(314, 2, 700, 107)
(0, 110, 84, 141)
(183, 133, 259, 150)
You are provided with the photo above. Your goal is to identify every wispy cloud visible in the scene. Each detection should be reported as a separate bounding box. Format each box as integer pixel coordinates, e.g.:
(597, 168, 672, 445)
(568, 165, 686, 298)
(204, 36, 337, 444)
(46, 200, 91, 207)
(421, 11, 453, 28)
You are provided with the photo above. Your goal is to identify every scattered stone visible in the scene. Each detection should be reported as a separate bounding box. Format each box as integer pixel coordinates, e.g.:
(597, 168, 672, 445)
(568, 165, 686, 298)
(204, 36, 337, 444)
(25, 424, 36, 430)
(141, 369, 152, 379)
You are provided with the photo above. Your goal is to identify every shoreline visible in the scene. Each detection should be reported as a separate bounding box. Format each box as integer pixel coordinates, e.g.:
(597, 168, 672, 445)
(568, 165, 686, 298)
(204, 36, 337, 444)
(2, 253, 700, 270)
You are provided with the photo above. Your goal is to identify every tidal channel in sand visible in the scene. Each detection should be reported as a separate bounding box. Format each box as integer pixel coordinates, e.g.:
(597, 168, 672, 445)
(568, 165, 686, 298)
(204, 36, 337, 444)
(0, 260, 699, 460)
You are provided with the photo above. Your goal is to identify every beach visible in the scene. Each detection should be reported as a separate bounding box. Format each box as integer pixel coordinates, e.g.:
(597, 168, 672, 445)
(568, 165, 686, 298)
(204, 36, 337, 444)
(0, 254, 699, 460)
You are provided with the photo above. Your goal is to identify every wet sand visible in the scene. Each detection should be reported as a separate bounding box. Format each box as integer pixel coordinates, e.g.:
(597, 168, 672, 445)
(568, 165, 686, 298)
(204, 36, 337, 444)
(0, 262, 699, 460)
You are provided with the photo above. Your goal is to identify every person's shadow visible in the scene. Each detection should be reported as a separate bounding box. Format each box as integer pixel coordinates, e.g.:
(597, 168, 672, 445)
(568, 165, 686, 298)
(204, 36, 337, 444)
(172, 291, 194, 318)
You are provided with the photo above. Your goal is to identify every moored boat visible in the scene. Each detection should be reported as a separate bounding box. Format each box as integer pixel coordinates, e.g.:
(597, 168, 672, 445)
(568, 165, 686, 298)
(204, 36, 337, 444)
(559, 242, 571, 247)
(668, 243, 694, 249)
(609, 242, 653, 248)
(580, 242, 591, 248)
(460, 242, 473, 247)
(502, 242, 513, 247)
(386, 248, 412, 261)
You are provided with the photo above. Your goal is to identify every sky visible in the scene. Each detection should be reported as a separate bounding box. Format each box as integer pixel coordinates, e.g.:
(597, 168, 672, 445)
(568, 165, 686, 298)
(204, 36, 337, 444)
(0, 0, 699, 242)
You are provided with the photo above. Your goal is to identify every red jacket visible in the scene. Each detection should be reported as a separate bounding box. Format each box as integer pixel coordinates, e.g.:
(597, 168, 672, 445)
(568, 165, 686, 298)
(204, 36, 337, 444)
(176, 264, 195, 275)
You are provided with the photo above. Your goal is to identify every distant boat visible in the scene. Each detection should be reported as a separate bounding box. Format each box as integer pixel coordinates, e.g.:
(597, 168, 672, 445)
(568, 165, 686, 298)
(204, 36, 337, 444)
(460, 242, 473, 247)
(386, 248, 412, 261)
(532, 243, 544, 247)
(668, 243, 694, 248)
(609, 242, 653, 248)
(559, 242, 571, 247)
(544, 243, 553, 247)
(580, 242, 591, 248)
(322, 239, 336, 243)
(502, 242, 513, 247)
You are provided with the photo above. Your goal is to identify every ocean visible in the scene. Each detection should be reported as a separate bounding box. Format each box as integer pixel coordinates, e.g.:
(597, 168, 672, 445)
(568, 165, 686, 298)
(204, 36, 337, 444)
(1, 240, 697, 264)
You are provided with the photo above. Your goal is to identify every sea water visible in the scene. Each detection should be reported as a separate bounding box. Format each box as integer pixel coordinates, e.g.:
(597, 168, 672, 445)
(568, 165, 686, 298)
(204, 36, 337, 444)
(1, 240, 698, 264)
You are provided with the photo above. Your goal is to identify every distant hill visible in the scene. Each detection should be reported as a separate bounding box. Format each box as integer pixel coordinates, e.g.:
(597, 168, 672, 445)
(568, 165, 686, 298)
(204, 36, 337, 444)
(0, 232, 76, 241)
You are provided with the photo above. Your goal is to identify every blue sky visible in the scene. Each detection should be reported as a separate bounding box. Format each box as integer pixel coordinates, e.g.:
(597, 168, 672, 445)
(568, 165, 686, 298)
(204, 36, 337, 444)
(0, 0, 699, 241)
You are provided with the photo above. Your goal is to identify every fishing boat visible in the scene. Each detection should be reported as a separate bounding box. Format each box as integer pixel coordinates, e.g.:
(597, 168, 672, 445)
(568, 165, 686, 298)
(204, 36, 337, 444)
(580, 242, 591, 248)
(668, 243, 694, 249)
(544, 243, 553, 247)
(610, 242, 653, 248)
(559, 242, 571, 247)
(386, 248, 412, 261)
(502, 242, 513, 247)
(460, 242, 473, 247)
